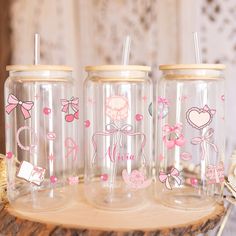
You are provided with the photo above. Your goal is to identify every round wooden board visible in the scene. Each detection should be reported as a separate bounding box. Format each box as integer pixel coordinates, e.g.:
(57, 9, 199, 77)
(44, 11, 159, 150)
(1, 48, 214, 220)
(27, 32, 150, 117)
(0, 185, 226, 236)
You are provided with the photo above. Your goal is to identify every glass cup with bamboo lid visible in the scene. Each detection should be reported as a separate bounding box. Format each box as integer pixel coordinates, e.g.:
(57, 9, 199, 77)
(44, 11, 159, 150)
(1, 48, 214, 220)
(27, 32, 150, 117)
(155, 64, 225, 210)
(84, 65, 153, 210)
(5, 64, 80, 211)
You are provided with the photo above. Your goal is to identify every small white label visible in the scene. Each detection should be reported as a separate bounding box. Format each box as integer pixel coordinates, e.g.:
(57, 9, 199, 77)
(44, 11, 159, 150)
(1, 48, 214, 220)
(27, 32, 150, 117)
(17, 161, 46, 186)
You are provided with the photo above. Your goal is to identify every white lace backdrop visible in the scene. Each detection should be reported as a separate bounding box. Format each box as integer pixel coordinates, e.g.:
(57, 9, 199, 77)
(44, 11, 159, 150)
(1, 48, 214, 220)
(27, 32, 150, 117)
(9, 0, 236, 233)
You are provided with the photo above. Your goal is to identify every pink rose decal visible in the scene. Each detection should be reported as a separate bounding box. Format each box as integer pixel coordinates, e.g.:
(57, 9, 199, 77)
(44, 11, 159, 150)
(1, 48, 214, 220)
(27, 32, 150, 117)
(122, 169, 151, 190)
(106, 96, 129, 121)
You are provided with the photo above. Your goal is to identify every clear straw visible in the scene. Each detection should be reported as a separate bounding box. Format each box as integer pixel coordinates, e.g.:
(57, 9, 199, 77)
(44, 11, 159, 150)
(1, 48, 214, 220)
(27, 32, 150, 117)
(107, 36, 132, 202)
(121, 35, 131, 65)
(193, 32, 202, 64)
(34, 33, 40, 65)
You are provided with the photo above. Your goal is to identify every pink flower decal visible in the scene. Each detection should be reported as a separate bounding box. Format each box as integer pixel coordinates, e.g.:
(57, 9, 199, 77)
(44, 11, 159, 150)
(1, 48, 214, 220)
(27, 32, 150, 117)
(122, 169, 151, 190)
(206, 162, 224, 184)
(5, 94, 34, 120)
(105, 95, 129, 121)
(159, 167, 182, 190)
(162, 123, 186, 149)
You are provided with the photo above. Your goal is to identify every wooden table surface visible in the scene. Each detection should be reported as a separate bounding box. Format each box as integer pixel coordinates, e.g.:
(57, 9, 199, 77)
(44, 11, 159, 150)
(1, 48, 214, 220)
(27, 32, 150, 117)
(0, 185, 226, 236)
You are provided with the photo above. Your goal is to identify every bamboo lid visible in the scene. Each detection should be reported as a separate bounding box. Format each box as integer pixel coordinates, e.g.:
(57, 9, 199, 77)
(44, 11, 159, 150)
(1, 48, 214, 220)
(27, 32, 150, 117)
(85, 65, 151, 72)
(6, 65, 73, 72)
(159, 64, 225, 70)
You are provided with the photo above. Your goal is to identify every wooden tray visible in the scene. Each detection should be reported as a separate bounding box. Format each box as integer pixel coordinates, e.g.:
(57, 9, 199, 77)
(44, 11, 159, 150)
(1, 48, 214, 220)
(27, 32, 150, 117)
(0, 185, 225, 236)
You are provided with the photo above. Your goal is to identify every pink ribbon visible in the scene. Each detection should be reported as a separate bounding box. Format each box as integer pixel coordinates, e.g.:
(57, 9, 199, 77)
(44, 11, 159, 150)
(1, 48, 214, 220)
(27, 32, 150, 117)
(92, 123, 146, 164)
(162, 123, 183, 135)
(206, 162, 224, 184)
(202, 105, 216, 115)
(191, 128, 218, 160)
(158, 96, 169, 105)
(5, 94, 34, 119)
(31, 166, 46, 181)
(159, 168, 181, 190)
(61, 97, 79, 113)
(65, 137, 79, 161)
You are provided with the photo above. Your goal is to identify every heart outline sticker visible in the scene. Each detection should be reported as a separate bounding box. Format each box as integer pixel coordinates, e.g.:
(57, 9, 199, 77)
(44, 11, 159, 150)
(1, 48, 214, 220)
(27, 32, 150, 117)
(186, 105, 216, 130)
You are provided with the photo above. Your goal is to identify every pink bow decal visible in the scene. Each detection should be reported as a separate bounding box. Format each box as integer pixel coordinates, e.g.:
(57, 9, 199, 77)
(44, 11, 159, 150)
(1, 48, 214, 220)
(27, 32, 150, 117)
(92, 123, 146, 164)
(162, 123, 186, 149)
(61, 97, 79, 113)
(162, 123, 183, 135)
(159, 168, 182, 190)
(158, 96, 170, 105)
(202, 105, 216, 115)
(191, 128, 218, 160)
(65, 137, 79, 161)
(206, 162, 224, 184)
(5, 94, 34, 120)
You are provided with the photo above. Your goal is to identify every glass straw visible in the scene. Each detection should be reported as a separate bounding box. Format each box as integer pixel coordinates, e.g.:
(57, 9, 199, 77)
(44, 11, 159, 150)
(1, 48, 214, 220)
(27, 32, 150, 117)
(193, 32, 202, 64)
(109, 36, 132, 202)
(34, 33, 40, 65)
(193, 32, 209, 192)
(122, 36, 131, 65)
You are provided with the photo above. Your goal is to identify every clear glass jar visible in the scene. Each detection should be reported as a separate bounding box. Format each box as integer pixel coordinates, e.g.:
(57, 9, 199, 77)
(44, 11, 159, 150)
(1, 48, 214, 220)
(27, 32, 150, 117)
(84, 65, 153, 210)
(155, 64, 225, 210)
(5, 65, 80, 211)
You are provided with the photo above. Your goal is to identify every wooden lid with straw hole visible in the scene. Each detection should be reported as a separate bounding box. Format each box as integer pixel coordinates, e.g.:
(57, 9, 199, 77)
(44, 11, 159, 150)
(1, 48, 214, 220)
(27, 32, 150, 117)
(85, 65, 151, 72)
(159, 64, 226, 71)
(6, 65, 73, 72)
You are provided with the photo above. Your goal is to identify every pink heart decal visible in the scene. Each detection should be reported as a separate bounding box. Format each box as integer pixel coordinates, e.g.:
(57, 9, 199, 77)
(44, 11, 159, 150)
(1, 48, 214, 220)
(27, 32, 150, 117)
(186, 106, 215, 130)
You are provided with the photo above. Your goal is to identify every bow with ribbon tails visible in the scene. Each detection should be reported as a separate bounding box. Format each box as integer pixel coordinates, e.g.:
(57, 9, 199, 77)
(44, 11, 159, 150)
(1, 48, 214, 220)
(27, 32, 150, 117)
(158, 96, 170, 106)
(5, 94, 34, 120)
(65, 137, 79, 161)
(159, 168, 182, 190)
(92, 123, 146, 165)
(61, 97, 79, 113)
(202, 105, 216, 115)
(162, 123, 183, 136)
(191, 128, 218, 160)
